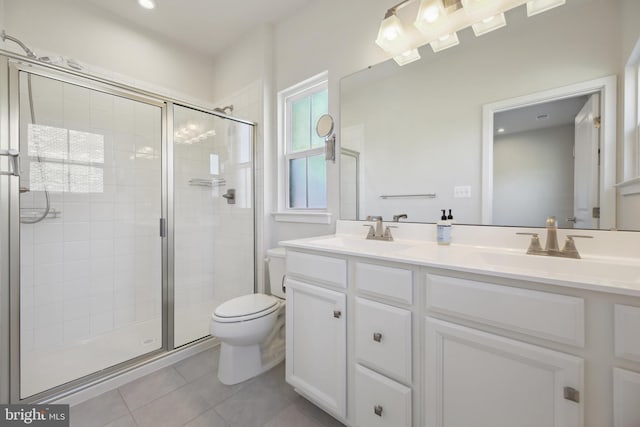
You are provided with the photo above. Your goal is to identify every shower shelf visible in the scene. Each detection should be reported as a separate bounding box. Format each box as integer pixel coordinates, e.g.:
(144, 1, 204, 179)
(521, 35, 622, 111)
(188, 178, 226, 187)
(20, 207, 61, 220)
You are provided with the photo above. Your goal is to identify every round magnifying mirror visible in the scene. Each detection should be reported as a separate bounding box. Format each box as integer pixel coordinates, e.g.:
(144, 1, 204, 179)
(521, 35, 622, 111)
(316, 114, 334, 138)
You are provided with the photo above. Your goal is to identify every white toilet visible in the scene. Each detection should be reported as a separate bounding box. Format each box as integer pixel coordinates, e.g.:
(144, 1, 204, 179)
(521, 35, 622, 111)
(210, 247, 286, 385)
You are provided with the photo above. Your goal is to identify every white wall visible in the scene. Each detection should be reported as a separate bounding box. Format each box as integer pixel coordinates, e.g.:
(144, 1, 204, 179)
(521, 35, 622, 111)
(2, 0, 214, 102)
(494, 125, 575, 228)
(621, 0, 640, 62)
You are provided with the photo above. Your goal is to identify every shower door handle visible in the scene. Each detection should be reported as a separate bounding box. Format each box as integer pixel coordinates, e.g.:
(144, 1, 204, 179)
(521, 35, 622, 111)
(0, 149, 20, 177)
(222, 188, 236, 204)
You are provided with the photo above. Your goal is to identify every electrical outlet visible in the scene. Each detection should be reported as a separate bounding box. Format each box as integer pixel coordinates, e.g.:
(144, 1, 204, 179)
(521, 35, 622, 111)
(454, 185, 471, 198)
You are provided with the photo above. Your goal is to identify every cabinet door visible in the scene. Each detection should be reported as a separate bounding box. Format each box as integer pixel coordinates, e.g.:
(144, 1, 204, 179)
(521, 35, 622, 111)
(425, 318, 584, 427)
(286, 278, 346, 418)
(614, 368, 640, 427)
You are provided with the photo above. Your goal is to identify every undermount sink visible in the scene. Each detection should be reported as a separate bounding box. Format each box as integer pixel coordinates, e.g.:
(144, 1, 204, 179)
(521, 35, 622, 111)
(468, 250, 640, 284)
(304, 236, 415, 254)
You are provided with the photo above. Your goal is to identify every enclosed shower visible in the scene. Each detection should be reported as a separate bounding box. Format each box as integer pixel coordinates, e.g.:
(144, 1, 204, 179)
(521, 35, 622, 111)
(0, 44, 255, 402)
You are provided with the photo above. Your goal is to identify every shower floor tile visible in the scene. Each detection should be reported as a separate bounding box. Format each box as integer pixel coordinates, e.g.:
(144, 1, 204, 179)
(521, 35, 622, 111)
(70, 347, 345, 427)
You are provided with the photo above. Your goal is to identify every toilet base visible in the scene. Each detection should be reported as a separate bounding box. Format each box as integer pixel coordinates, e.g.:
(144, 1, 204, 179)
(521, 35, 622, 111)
(215, 304, 286, 385)
(218, 343, 263, 385)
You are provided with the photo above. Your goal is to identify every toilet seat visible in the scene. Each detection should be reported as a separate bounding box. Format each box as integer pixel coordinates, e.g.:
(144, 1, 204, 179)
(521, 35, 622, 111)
(212, 294, 280, 323)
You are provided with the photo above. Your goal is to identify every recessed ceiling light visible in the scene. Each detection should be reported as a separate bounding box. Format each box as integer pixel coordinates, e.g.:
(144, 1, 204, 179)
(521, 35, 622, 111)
(497, 128, 505, 133)
(138, 0, 156, 10)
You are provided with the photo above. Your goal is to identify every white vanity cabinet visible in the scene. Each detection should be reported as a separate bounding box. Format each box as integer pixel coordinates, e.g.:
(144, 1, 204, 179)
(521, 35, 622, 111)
(282, 240, 640, 427)
(424, 273, 585, 427)
(425, 318, 583, 427)
(285, 252, 348, 419)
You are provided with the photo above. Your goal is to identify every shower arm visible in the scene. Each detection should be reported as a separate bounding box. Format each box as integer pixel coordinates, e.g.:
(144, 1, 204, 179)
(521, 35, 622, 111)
(1, 30, 37, 59)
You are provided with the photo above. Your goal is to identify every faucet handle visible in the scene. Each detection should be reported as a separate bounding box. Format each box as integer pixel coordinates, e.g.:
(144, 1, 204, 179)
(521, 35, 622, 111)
(561, 235, 593, 259)
(363, 224, 375, 238)
(516, 232, 544, 254)
(383, 225, 397, 240)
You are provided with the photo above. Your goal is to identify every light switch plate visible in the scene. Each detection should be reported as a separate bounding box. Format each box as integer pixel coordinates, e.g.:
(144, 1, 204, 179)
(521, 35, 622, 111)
(454, 185, 471, 198)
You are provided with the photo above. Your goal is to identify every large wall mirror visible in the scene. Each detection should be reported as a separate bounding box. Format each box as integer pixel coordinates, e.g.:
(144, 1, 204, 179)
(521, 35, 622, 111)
(340, 0, 639, 230)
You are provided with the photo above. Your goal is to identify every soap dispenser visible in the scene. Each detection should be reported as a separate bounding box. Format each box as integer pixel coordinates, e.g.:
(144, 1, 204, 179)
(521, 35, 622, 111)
(437, 209, 451, 245)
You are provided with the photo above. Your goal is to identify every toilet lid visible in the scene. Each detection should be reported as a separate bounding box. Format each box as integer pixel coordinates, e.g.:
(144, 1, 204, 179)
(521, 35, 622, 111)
(214, 294, 279, 319)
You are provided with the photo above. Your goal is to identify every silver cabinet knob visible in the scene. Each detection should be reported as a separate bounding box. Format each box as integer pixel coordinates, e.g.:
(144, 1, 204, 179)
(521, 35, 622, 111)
(333, 310, 342, 319)
(374, 405, 383, 417)
(373, 332, 382, 342)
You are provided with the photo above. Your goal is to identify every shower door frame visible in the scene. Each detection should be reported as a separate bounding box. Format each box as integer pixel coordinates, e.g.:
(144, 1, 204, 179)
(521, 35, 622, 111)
(5, 59, 170, 403)
(0, 51, 258, 404)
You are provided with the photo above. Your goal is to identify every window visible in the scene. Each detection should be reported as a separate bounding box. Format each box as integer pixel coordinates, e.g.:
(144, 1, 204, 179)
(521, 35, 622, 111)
(280, 73, 328, 209)
(28, 124, 104, 193)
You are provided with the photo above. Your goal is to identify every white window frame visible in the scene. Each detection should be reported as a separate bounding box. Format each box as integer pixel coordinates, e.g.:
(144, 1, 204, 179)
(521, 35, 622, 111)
(274, 71, 332, 224)
(619, 38, 640, 196)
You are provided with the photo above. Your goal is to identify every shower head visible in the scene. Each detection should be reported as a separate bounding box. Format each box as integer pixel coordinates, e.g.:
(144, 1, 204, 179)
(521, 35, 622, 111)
(1, 30, 37, 59)
(214, 105, 234, 115)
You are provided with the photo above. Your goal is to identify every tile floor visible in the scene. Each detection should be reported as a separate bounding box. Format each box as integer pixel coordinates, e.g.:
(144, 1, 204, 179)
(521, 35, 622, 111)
(69, 347, 345, 427)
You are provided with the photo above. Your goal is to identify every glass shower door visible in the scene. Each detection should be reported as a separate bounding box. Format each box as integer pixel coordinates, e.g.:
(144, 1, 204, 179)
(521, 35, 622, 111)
(173, 105, 254, 347)
(15, 69, 164, 398)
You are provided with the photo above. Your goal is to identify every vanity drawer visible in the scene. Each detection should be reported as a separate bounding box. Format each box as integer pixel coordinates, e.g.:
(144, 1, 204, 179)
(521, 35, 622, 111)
(615, 304, 640, 362)
(354, 364, 411, 427)
(355, 297, 412, 383)
(355, 262, 413, 305)
(287, 251, 347, 288)
(426, 274, 585, 347)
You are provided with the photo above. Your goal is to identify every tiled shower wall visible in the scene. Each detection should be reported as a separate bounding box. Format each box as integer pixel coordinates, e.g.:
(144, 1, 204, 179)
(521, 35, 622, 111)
(173, 105, 254, 346)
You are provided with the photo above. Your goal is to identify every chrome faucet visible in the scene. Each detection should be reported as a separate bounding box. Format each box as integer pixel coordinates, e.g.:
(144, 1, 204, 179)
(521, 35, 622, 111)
(364, 216, 396, 241)
(517, 216, 593, 259)
(393, 213, 408, 222)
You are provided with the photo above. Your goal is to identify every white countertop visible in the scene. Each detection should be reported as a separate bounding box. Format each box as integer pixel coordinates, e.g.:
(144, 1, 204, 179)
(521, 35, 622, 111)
(280, 221, 640, 298)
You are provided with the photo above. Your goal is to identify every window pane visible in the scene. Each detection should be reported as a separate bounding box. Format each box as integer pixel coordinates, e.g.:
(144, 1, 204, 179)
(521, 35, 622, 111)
(289, 157, 307, 208)
(311, 89, 328, 149)
(291, 97, 311, 152)
(28, 124, 67, 160)
(307, 154, 326, 208)
(69, 130, 104, 163)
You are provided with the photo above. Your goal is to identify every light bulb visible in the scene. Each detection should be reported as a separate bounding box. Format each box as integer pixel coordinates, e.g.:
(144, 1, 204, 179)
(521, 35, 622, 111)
(384, 28, 399, 41)
(423, 5, 440, 23)
(138, 0, 156, 10)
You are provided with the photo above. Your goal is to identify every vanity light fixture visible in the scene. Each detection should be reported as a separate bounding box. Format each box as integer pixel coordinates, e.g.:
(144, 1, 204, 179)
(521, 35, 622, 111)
(472, 13, 507, 36)
(430, 33, 460, 52)
(138, 0, 156, 10)
(526, 0, 566, 17)
(394, 48, 422, 65)
(376, 0, 565, 65)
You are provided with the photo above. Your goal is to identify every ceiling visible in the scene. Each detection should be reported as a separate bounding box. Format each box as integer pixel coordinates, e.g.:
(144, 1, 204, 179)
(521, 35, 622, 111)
(494, 95, 590, 136)
(82, 0, 313, 57)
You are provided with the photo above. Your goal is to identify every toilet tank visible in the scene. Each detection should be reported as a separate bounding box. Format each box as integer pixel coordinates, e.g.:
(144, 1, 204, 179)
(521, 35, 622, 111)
(266, 247, 286, 299)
